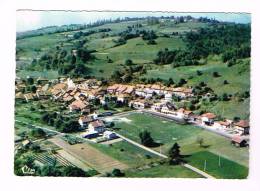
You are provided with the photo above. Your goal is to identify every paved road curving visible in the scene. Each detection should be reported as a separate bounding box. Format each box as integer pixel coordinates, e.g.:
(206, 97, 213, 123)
(115, 132, 215, 179)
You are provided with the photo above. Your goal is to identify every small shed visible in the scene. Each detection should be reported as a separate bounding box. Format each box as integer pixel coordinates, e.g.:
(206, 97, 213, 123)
(231, 136, 248, 147)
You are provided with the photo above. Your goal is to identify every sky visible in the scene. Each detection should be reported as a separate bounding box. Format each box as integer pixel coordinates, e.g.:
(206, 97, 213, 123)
(16, 11, 251, 32)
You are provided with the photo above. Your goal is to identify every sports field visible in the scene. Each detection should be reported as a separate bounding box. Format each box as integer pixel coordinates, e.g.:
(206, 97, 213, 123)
(113, 113, 249, 168)
(186, 151, 248, 179)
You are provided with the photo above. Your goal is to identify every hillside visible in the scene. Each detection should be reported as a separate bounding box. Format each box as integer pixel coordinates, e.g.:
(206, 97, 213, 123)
(16, 16, 250, 120)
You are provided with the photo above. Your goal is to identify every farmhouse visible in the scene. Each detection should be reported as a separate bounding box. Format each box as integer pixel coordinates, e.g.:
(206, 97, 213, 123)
(213, 120, 232, 129)
(78, 115, 94, 128)
(129, 99, 149, 109)
(201, 112, 217, 125)
(117, 94, 129, 103)
(88, 120, 105, 133)
(115, 85, 127, 95)
(231, 136, 248, 147)
(176, 108, 193, 119)
(150, 84, 163, 95)
(50, 83, 67, 99)
(164, 92, 173, 102)
(160, 102, 177, 115)
(69, 100, 88, 112)
(124, 85, 135, 95)
(233, 120, 250, 135)
(172, 87, 194, 98)
(107, 84, 119, 94)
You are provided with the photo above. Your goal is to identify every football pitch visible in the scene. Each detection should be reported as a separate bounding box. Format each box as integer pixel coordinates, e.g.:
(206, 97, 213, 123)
(112, 113, 249, 172)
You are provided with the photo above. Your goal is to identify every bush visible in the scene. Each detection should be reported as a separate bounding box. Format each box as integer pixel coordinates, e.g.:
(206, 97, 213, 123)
(125, 59, 133, 66)
(111, 169, 125, 177)
(212, 72, 221, 78)
(30, 128, 46, 138)
(223, 80, 229, 85)
(196, 70, 203, 76)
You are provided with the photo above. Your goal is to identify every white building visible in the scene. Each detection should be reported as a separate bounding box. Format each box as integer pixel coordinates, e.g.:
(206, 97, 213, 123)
(103, 131, 118, 139)
(88, 120, 105, 133)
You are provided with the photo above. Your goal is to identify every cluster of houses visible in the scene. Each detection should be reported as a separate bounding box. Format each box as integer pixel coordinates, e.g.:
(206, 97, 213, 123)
(148, 100, 250, 136)
(15, 77, 250, 144)
(78, 115, 117, 140)
(15, 77, 51, 102)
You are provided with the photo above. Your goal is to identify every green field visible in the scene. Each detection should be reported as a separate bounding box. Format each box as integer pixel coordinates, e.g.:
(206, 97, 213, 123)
(143, 56, 250, 95)
(114, 113, 249, 167)
(90, 140, 161, 167)
(187, 151, 248, 179)
(16, 70, 59, 80)
(125, 164, 204, 178)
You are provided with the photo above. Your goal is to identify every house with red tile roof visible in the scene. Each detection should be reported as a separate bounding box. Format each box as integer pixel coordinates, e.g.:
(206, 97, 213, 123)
(78, 115, 94, 128)
(69, 100, 88, 112)
(201, 112, 217, 125)
(234, 120, 250, 135)
(88, 120, 105, 133)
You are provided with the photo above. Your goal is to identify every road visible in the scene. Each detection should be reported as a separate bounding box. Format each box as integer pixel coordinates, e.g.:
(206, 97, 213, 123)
(15, 119, 64, 135)
(115, 132, 215, 179)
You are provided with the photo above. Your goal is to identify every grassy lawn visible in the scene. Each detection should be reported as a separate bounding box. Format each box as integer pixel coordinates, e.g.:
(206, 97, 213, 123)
(104, 36, 186, 63)
(186, 151, 248, 179)
(16, 70, 59, 80)
(125, 164, 204, 178)
(91, 140, 161, 167)
(143, 56, 250, 95)
(114, 113, 249, 167)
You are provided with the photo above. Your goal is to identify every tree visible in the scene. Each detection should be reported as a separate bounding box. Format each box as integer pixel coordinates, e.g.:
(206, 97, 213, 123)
(59, 120, 80, 133)
(40, 165, 61, 176)
(212, 71, 221, 78)
(111, 169, 125, 177)
(111, 70, 122, 83)
(30, 128, 46, 138)
(177, 78, 187, 87)
(168, 143, 182, 165)
(27, 77, 34, 85)
(197, 70, 203, 76)
(125, 59, 133, 66)
(139, 130, 155, 147)
(107, 58, 113, 63)
(221, 93, 229, 101)
(196, 137, 204, 147)
(61, 166, 89, 177)
(31, 85, 37, 93)
(223, 80, 229, 85)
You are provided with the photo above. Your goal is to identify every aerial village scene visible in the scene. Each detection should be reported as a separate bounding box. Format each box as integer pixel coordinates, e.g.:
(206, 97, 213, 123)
(15, 11, 250, 178)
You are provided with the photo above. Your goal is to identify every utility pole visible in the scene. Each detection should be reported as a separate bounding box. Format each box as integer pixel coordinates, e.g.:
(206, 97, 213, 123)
(218, 155, 221, 167)
(204, 160, 207, 171)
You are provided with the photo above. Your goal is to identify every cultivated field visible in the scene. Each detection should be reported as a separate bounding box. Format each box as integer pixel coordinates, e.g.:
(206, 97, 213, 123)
(49, 136, 128, 174)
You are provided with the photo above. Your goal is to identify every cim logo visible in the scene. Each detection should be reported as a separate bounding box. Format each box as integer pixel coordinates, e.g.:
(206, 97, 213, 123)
(21, 165, 35, 175)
